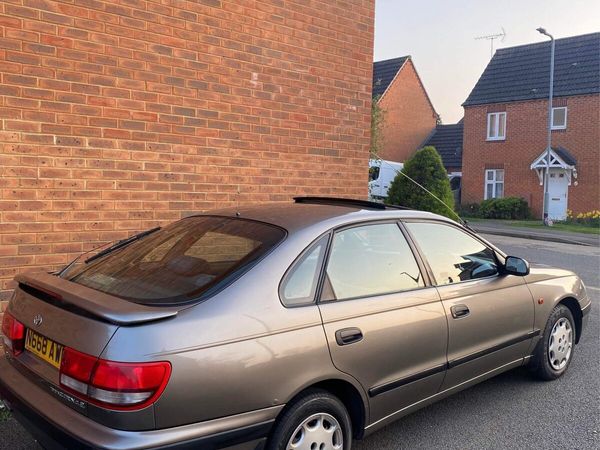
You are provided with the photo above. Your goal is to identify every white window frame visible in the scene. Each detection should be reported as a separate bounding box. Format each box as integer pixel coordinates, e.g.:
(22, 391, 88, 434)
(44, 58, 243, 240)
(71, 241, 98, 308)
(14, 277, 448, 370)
(484, 169, 504, 200)
(486, 112, 506, 141)
(551, 106, 567, 130)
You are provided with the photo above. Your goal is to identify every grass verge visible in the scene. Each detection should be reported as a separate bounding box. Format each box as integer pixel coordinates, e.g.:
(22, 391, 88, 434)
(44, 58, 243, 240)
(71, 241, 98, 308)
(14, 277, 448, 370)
(464, 218, 599, 235)
(506, 220, 600, 235)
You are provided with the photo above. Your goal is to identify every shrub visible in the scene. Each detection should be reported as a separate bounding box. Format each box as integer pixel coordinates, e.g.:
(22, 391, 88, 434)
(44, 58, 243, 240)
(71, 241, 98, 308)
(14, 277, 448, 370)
(478, 197, 531, 220)
(456, 203, 481, 218)
(387, 146, 455, 219)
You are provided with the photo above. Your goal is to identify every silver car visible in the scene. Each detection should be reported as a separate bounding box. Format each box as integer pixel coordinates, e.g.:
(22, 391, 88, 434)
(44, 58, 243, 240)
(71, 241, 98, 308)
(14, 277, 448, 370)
(0, 198, 591, 450)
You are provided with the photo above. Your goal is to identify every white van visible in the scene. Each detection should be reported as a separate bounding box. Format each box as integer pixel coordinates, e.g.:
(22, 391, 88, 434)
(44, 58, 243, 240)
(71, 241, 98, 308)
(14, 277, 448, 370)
(368, 159, 404, 200)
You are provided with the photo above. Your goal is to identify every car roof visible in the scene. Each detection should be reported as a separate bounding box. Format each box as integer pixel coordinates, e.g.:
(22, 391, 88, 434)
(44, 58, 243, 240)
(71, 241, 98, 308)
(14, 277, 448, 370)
(195, 200, 456, 234)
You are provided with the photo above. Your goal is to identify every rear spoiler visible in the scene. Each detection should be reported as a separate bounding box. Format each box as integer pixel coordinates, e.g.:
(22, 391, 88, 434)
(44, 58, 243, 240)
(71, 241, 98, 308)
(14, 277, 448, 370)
(14, 272, 178, 326)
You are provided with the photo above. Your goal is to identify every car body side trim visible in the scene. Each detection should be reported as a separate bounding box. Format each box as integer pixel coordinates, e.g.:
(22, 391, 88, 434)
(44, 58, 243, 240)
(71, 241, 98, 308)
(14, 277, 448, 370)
(365, 358, 524, 430)
(368, 329, 540, 398)
(368, 364, 447, 397)
(447, 329, 540, 369)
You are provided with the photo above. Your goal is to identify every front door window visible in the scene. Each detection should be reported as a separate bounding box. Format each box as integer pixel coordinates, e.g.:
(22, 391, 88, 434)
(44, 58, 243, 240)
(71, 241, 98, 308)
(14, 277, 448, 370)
(405, 222, 498, 285)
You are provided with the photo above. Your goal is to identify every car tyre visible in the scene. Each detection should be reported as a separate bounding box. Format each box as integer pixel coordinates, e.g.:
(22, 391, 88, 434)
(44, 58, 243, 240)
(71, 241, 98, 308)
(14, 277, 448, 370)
(530, 304, 575, 380)
(267, 388, 352, 450)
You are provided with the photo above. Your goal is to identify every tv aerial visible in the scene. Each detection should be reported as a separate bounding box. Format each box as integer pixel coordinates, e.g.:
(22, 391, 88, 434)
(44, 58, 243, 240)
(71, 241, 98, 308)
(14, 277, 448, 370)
(475, 27, 506, 58)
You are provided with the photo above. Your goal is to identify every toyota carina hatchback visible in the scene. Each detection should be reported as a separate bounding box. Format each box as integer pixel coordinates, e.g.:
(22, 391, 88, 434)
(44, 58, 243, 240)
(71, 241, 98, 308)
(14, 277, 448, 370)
(0, 197, 591, 450)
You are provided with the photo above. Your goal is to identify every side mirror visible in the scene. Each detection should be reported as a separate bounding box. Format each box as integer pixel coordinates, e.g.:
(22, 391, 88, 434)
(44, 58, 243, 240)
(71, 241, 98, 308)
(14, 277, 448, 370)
(471, 262, 498, 279)
(504, 256, 530, 276)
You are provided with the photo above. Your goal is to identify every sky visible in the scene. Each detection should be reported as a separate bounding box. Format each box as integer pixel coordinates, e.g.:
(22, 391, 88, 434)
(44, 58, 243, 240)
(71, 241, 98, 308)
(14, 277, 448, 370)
(374, 0, 600, 124)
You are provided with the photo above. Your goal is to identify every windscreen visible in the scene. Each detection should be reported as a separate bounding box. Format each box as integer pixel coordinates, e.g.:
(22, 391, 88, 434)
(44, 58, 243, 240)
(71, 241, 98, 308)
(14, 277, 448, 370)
(66, 216, 285, 305)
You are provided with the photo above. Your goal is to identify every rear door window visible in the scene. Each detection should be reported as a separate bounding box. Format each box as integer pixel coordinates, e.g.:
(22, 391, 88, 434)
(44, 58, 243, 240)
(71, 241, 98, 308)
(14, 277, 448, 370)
(66, 216, 285, 305)
(321, 223, 423, 301)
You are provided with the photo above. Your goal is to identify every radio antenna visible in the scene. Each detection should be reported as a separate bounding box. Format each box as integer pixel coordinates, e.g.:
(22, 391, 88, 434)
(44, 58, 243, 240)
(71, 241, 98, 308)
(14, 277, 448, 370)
(475, 27, 506, 58)
(372, 156, 473, 230)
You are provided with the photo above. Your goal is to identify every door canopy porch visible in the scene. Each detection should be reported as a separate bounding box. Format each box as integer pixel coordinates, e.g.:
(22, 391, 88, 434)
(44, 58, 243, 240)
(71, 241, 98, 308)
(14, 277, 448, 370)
(530, 146, 577, 185)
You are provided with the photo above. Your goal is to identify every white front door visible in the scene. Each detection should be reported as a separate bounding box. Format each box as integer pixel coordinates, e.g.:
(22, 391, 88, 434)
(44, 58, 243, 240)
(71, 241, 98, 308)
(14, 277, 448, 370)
(547, 169, 568, 220)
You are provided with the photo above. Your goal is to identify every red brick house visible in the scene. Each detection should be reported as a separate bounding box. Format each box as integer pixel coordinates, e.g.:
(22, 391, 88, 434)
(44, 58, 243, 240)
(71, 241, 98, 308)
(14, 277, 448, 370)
(462, 32, 600, 220)
(0, 0, 376, 309)
(372, 56, 438, 163)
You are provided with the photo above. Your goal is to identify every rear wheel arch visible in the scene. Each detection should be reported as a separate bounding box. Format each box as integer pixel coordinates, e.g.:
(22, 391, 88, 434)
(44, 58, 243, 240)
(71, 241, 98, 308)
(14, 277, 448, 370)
(557, 297, 582, 344)
(278, 379, 367, 440)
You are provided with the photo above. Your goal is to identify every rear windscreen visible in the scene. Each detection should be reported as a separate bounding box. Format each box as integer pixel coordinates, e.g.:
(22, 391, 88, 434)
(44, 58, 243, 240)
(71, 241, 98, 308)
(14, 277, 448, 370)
(66, 216, 286, 305)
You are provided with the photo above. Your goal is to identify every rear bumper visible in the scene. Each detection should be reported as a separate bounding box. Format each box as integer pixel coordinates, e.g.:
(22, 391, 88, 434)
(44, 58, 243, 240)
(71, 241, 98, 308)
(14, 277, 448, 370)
(0, 356, 276, 450)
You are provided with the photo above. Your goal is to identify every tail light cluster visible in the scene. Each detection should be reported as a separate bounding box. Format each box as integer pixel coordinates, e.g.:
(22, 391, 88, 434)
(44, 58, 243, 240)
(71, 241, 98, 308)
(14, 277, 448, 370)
(2, 312, 25, 355)
(59, 348, 172, 411)
(2, 312, 171, 411)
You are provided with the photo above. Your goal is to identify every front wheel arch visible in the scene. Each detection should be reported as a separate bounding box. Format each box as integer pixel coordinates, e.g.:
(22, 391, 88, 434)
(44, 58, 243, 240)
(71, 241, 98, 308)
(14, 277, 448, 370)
(558, 297, 582, 344)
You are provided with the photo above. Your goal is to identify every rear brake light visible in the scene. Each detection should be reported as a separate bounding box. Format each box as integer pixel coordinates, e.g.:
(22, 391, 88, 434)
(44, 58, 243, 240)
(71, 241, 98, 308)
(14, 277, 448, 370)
(59, 347, 171, 411)
(1, 312, 25, 356)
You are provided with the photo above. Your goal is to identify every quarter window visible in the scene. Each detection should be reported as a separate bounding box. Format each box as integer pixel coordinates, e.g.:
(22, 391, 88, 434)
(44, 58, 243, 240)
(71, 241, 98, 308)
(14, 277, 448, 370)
(484, 169, 504, 199)
(487, 112, 506, 140)
(405, 222, 498, 285)
(321, 223, 423, 301)
(280, 236, 328, 306)
(551, 107, 567, 130)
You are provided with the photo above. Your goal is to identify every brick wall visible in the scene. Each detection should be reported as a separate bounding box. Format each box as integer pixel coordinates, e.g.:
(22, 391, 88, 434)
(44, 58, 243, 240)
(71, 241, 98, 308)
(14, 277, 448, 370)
(378, 58, 437, 163)
(462, 94, 600, 217)
(0, 0, 376, 311)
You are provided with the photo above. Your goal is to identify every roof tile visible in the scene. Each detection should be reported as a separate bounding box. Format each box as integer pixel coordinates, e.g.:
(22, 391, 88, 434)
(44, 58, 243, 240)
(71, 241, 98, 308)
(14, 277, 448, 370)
(464, 33, 600, 106)
(422, 123, 463, 168)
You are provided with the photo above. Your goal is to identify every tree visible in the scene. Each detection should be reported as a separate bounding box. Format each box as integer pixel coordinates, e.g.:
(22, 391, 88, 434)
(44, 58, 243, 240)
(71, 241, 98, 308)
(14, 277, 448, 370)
(370, 96, 385, 158)
(387, 146, 455, 218)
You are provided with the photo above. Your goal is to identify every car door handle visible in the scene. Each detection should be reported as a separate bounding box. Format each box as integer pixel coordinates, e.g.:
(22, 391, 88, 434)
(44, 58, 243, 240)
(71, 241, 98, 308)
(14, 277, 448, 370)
(335, 327, 363, 346)
(451, 305, 470, 319)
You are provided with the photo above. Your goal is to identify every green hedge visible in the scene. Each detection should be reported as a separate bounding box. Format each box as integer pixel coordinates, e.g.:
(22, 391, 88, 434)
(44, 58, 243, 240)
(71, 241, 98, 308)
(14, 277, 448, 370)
(459, 197, 531, 220)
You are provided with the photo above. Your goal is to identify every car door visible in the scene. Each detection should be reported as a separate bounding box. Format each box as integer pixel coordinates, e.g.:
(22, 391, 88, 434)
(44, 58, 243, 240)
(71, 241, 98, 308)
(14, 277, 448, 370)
(403, 221, 536, 390)
(317, 222, 448, 424)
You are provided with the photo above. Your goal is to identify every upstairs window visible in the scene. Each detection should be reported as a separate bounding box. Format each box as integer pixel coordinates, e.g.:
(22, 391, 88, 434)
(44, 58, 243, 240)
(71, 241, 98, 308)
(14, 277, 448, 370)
(551, 107, 567, 130)
(484, 169, 504, 199)
(487, 112, 506, 140)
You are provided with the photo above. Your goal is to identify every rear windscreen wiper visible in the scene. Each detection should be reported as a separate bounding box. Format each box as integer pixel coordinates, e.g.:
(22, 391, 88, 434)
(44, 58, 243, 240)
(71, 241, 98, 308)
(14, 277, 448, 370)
(85, 227, 161, 264)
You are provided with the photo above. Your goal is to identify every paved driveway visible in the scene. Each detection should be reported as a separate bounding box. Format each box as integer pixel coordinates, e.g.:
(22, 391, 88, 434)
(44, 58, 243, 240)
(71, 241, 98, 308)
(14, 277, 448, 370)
(1, 234, 598, 449)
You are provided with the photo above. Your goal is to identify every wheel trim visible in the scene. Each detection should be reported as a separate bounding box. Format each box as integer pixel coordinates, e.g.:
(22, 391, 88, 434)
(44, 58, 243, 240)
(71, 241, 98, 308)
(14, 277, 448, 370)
(287, 412, 343, 450)
(548, 317, 573, 371)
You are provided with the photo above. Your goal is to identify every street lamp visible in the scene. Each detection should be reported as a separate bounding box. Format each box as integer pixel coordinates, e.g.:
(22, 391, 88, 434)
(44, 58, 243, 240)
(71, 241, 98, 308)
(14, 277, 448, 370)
(537, 27, 555, 225)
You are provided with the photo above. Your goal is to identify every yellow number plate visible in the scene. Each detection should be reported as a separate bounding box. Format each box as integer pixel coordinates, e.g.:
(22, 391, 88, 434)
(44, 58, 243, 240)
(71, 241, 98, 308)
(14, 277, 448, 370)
(25, 329, 64, 369)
